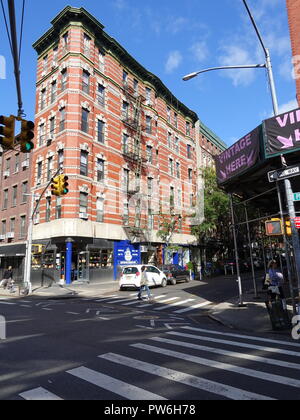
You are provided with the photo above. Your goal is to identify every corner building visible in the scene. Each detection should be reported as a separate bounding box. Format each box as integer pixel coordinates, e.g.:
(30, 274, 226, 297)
(31, 7, 199, 284)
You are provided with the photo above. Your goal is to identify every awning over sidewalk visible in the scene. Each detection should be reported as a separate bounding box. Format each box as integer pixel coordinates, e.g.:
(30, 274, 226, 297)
(0, 243, 26, 257)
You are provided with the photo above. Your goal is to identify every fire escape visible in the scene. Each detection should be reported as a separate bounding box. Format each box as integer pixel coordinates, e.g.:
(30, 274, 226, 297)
(121, 83, 148, 242)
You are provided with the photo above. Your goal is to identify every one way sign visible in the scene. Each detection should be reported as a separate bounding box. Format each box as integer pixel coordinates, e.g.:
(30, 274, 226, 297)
(268, 164, 300, 183)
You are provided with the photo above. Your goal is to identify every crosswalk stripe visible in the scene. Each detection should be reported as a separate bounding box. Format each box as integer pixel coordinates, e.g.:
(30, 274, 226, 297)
(101, 297, 135, 304)
(67, 366, 166, 400)
(154, 299, 195, 311)
(95, 295, 119, 302)
(0, 301, 16, 305)
(132, 343, 300, 389)
(99, 353, 274, 400)
(137, 295, 167, 307)
(182, 326, 300, 348)
(19, 387, 63, 400)
(174, 301, 211, 314)
(154, 297, 179, 305)
(169, 331, 300, 358)
(150, 336, 300, 371)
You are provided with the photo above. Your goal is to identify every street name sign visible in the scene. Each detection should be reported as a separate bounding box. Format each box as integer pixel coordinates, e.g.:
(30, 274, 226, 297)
(294, 193, 300, 201)
(268, 164, 300, 183)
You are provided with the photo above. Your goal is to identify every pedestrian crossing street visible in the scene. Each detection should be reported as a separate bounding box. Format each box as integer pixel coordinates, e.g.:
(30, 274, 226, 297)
(92, 293, 213, 314)
(19, 326, 300, 400)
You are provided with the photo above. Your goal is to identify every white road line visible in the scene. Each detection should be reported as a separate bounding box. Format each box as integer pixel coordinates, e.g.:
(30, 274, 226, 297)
(0, 301, 16, 305)
(102, 297, 136, 304)
(150, 336, 300, 371)
(132, 343, 300, 389)
(182, 326, 300, 348)
(99, 353, 273, 401)
(173, 301, 212, 314)
(67, 366, 166, 400)
(19, 387, 63, 401)
(169, 331, 300, 358)
(66, 312, 80, 315)
(137, 295, 167, 308)
(153, 297, 180, 307)
(95, 295, 119, 302)
(123, 294, 166, 306)
(154, 299, 195, 311)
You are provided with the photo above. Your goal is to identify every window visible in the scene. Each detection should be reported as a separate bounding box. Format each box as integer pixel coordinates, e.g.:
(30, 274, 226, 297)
(97, 120, 105, 143)
(122, 101, 129, 119)
(148, 208, 154, 230)
(34, 203, 40, 224)
(99, 50, 105, 72)
(22, 182, 28, 203)
(53, 46, 58, 66)
(79, 192, 88, 215)
(146, 87, 151, 104)
(97, 84, 105, 106)
(62, 32, 69, 53)
(122, 133, 129, 154)
(178, 189, 182, 208)
(83, 33, 91, 57)
(176, 162, 180, 178)
(167, 106, 171, 123)
(56, 196, 62, 219)
(12, 185, 17, 207)
(133, 79, 138, 95)
(41, 89, 46, 110)
(188, 168, 193, 182)
(146, 116, 152, 134)
(82, 70, 90, 94)
(123, 169, 129, 192)
(61, 69, 67, 91)
(51, 81, 57, 103)
(80, 151, 88, 176)
(59, 108, 65, 131)
(50, 117, 55, 137)
(146, 145, 153, 163)
(3, 190, 8, 209)
(10, 218, 15, 233)
(46, 198, 51, 222)
(43, 55, 48, 73)
(169, 158, 174, 176)
(123, 70, 128, 86)
(168, 132, 172, 149)
(39, 124, 45, 146)
(81, 108, 89, 133)
(47, 157, 53, 181)
(20, 216, 26, 238)
(174, 113, 178, 128)
(96, 197, 104, 222)
(123, 202, 129, 225)
(186, 122, 191, 136)
(97, 159, 105, 182)
(58, 150, 64, 169)
(15, 154, 19, 173)
(170, 187, 175, 210)
(174, 137, 179, 153)
(147, 177, 153, 196)
(187, 144, 192, 159)
(1, 220, 6, 236)
(37, 161, 42, 182)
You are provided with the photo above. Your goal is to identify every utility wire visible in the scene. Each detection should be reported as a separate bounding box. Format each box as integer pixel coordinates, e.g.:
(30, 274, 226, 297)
(0, 0, 13, 55)
(18, 0, 25, 65)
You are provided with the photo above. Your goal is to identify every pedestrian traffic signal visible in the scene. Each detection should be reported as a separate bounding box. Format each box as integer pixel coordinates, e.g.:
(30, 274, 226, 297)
(51, 176, 60, 196)
(285, 219, 292, 236)
(265, 219, 283, 236)
(60, 175, 69, 195)
(0, 115, 15, 149)
(18, 120, 35, 153)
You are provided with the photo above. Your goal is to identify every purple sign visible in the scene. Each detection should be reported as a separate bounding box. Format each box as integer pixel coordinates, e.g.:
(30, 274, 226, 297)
(215, 126, 261, 184)
(264, 107, 300, 158)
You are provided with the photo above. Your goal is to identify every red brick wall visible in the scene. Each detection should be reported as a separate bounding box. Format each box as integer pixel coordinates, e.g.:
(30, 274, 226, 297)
(287, 0, 300, 105)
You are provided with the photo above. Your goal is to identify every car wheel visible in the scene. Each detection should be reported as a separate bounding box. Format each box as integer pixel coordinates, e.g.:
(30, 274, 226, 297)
(161, 278, 167, 287)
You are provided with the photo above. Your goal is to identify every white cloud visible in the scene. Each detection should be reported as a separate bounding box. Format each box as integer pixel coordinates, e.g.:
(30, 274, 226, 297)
(165, 51, 183, 74)
(167, 17, 189, 34)
(278, 99, 299, 115)
(189, 41, 209, 63)
(219, 45, 257, 87)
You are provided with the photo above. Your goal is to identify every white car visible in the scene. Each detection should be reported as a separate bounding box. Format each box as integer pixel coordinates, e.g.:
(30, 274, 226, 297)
(119, 265, 168, 290)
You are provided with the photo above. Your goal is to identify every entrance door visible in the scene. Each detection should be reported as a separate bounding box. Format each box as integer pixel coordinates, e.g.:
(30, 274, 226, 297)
(77, 251, 90, 282)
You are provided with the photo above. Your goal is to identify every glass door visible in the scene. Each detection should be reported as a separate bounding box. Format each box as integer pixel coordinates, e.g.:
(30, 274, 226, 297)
(77, 251, 90, 282)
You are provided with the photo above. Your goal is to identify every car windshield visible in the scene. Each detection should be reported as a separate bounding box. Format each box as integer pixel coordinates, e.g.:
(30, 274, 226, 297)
(123, 267, 139, 274)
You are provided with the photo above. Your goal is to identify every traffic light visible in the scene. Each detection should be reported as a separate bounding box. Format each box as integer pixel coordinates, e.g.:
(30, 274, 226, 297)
(0, 115, 15, 149)
(285, 219, 292, 236)
(18, 119, 35, 153)
(60, 175, 69, 195)
(265, 218, 283, 236)
(51, 176, 60, 196)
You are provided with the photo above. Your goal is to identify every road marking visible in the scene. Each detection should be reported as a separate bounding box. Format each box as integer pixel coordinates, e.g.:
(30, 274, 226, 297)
(182, 326, 300, 348)
(154, 299, 195, 311)
(136, 325, 154, 330)
(151, 336, 300, 371)
(67, 366, 166, 400)
(19, 387, 63, 401)
(95, 295, 118, 302)
(170, 330, 300, 358)
(123, 294, 166, 306)
(173, 301, 212, 313)
(0, 301, 16, 305)
(99, 353, 273, 401)
(66, 312, 80, 315)
(132, 343, 300, 389)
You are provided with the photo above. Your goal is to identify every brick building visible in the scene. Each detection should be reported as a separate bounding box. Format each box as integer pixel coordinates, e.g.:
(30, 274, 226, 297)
(287, 0, 300, 105)
(30, 6, 204, 284)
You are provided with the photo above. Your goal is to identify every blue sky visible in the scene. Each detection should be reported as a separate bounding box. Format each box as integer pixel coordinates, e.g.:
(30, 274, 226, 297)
(0, 0, 297, 147)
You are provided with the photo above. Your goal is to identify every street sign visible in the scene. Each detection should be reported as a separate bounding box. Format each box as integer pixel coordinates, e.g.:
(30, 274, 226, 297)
(268, 164, 300, 183)
(294, 193, 300, 201)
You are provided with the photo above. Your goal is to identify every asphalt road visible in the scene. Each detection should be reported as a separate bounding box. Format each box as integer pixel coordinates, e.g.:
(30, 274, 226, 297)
(0, 275, 299, 401)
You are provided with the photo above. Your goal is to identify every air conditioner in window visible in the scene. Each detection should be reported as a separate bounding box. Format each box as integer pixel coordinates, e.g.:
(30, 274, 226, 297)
(6, 232, 14, 239)
(22, 160, 29, 168)
(3, 171, 10, 177)
(0, 235, 5, 241)
(79, 212, 88, 220)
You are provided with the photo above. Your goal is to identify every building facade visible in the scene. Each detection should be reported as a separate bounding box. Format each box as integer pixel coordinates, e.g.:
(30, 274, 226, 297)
(287, 0, 300, 105)
(31, 6, 200, 284)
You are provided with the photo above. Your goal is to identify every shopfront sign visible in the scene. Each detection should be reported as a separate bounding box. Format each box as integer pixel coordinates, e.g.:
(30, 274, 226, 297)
(113, 240, 141, 280)
(215, 126, 261, 184)
(264, 107, 300, 158)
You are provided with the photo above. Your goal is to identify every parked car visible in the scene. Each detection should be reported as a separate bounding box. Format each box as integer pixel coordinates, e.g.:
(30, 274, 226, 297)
(158, 264, 191, 285)
(119, 265, 168, 290)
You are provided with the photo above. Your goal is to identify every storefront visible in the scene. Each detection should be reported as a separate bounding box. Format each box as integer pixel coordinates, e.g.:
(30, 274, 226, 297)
(0, 243, 26, 284)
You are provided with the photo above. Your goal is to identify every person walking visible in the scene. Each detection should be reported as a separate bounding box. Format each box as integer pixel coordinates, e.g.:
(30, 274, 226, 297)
(0, 266, 13, 290)
(267, 260, 285, 300)
(138, 266, 152, 301)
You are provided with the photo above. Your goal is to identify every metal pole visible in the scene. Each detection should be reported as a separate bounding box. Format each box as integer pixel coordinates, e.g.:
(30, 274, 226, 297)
(24, 193, 34, 294)
(230, 194, 245, 307)
(244, 204, 258, 298)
